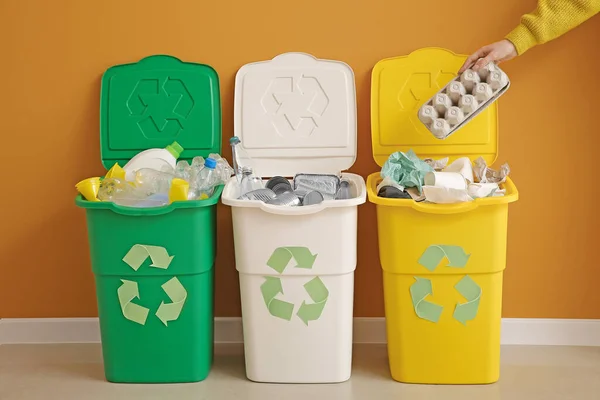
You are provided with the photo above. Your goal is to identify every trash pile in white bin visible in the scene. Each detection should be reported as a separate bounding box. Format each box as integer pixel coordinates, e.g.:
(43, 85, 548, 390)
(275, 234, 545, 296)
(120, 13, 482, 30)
(230, 136, 354, 206)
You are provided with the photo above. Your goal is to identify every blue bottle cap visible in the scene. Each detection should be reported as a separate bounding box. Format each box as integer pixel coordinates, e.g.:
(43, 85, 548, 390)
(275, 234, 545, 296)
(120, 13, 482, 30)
(204, 157, 217, 169)
(229, 136, 241, 145)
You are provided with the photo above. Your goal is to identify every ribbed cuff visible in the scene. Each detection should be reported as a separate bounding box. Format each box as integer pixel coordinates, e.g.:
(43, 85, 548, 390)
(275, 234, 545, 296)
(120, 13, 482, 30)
(506, 24, 538, 55)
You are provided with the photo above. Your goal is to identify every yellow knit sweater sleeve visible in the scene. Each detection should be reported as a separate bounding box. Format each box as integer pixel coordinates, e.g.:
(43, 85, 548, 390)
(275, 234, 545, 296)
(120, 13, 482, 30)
(506, 0, 600, 55)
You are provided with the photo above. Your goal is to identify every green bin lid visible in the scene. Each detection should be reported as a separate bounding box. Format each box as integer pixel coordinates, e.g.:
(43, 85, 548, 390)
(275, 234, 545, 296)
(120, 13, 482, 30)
(100, 55, 221, 169)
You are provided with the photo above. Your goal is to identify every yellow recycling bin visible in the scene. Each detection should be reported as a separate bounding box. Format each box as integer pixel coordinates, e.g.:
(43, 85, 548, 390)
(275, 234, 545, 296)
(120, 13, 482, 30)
(368, 48, 518, 384)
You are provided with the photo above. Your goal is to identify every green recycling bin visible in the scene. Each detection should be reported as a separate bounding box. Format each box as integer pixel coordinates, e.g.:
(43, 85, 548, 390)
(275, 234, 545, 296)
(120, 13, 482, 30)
(76, 55, 222, 383)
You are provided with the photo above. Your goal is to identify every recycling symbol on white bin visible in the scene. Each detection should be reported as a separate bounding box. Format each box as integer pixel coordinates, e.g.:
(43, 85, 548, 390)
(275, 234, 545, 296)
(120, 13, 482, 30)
(260, 76, 329, 138)
(117, 244, 187, 327)
(261, 247, 329, 325)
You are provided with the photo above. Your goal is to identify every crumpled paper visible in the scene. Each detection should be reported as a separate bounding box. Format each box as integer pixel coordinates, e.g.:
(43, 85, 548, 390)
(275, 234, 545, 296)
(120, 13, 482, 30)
(423, 186, 473, 204)
(468, 183, 505, 199)
(381, 150, 433, 193)
(443, 157, 474, 183)
(424, 157, 449, 171)
(474, 157, 510, 184)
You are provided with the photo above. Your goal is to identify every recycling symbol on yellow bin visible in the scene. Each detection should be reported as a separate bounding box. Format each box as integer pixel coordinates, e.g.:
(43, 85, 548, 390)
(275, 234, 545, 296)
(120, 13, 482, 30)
(261, 247, 328, 326)
(410, 245, 481, 325)
(117, 244, 187, 327)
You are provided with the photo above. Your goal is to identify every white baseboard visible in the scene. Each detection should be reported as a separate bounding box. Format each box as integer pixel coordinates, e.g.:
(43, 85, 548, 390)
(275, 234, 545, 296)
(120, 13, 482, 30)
(1, 317, 599, 346)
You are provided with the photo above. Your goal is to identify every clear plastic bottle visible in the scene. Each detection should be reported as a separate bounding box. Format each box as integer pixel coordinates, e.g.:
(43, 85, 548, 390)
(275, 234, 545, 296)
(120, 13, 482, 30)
(175, 160, 191, 181)
(134, 168, 175, 195)
(97, 178, 147, 206)
(230, 136, 261, 184)
(240, 166, 264, 196)
(335, 180, 353, 200)
(190, 156, 205, 181)
(194, 157, 218, 199)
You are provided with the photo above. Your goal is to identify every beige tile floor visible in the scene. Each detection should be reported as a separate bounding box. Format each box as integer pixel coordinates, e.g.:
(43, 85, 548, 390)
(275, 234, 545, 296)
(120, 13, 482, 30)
(0, 344, 599, 400)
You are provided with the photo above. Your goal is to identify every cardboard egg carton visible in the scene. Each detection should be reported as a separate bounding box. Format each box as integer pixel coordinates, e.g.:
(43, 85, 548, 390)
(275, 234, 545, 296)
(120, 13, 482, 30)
(418, 62, 510, 139)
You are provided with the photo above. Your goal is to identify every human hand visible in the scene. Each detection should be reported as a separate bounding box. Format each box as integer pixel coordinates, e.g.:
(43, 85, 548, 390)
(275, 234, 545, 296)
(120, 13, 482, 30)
(458, 39, 518, 74)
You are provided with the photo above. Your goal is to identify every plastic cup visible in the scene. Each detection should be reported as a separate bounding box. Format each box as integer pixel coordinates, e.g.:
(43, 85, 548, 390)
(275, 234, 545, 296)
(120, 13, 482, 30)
(169, 178, 189, 203)
(106, 163, 126, 180)
(76, 177, 101, 202)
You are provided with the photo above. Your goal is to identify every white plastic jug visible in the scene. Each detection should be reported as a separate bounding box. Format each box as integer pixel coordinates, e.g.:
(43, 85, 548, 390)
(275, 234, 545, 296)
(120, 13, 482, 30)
(123, 141, 183, 181)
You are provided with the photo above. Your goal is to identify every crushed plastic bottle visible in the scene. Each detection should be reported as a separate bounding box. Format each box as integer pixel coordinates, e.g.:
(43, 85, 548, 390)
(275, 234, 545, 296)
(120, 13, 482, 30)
(134, 168, 175, 196)
(190, 156, 205, 181)
(97, 178, 147, 206)
(175, 160, 192, 182)
(209, 153, 234, 183)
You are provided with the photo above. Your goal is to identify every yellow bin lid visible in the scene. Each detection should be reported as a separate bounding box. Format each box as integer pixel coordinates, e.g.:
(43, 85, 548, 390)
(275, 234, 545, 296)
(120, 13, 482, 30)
(371, 47, 498, 166)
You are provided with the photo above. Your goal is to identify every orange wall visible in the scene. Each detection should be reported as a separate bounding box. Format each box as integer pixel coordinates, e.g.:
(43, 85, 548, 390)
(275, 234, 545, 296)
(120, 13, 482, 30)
(1, 0, 599, 319)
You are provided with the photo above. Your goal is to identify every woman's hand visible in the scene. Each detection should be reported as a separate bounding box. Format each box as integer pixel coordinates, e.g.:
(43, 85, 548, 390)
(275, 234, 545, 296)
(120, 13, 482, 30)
(458, 39, 518, 73)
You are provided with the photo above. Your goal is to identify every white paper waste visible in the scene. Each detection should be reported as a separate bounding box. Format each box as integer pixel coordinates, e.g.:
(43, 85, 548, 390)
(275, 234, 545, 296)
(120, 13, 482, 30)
(424, 157, 449, 171)
(468, 183, 504, 199)
(473, 157, 510, 184)
(443, 157, 474, 183)
(424, 172, 467, 190)
(422, 186, 473, 204)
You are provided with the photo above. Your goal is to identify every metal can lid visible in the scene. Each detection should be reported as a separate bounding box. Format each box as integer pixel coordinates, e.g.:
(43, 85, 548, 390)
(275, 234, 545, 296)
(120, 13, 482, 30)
(302, 190, 324, 206)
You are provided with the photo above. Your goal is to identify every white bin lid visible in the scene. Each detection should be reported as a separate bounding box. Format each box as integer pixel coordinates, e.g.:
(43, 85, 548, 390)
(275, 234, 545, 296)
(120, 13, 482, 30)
(234, 53, 357, 177)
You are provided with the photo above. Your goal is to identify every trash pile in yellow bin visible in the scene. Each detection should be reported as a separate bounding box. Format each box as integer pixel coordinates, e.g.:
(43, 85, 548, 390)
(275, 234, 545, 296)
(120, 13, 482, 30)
(377, 150, 510, 204)
(76, 141, 233, 208)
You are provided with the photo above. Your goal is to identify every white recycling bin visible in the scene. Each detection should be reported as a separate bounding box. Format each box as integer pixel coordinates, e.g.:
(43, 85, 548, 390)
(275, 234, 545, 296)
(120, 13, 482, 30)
(222, 52, 366, 383)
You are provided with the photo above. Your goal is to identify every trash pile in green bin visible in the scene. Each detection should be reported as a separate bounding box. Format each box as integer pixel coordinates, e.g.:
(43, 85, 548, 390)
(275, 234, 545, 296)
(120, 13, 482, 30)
(377, 150, 511, 204)
(76, 141, 233, 208)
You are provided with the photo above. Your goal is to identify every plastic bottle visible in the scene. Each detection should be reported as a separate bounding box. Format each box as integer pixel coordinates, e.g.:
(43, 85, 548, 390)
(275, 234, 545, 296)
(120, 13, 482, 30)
(97, 178, 147, 206)
(240, 166, 264, 196)
(123, 141, 183, 181)
(335, 180, 353, 200)
(230, 136, 261, 184)
(175, 160, 191, 181)
(134, 168, 175, 195)
(194, 158, 218, 199)
(208, 153, 234, 183)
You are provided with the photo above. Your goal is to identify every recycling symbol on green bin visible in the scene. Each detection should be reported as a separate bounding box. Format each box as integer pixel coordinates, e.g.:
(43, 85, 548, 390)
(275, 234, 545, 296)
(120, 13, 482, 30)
(117, 244, 187, 327)
(126, 78, 194, 138)
(261, 247, 328, 326)
(409, 245, 482, 325)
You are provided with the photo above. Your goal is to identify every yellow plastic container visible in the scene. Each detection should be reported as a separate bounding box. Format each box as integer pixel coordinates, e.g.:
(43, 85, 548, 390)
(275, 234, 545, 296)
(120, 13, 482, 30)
(368, 48, 518, 384)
